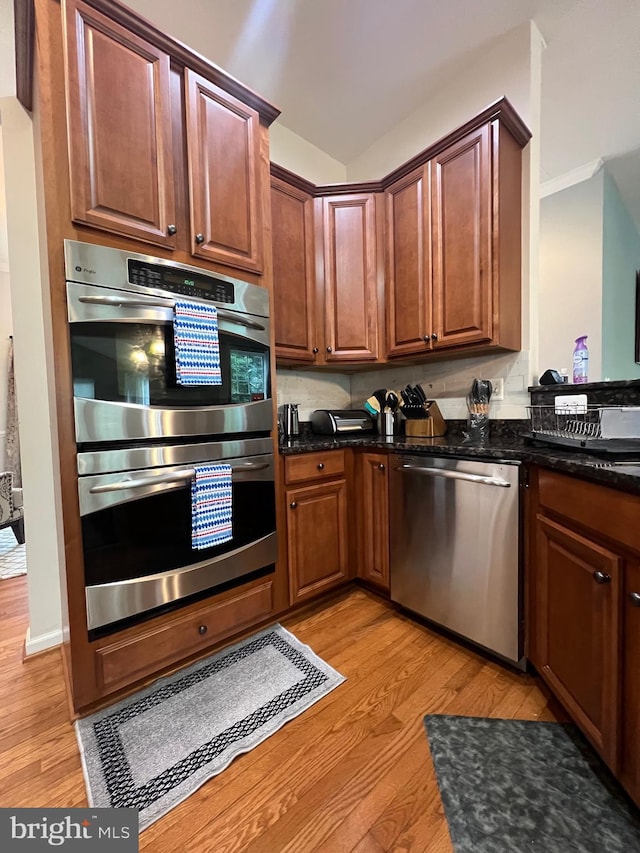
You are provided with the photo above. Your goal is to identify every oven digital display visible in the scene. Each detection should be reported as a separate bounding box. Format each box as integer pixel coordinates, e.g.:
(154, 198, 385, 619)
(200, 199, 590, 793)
(128, 260, 235, 303)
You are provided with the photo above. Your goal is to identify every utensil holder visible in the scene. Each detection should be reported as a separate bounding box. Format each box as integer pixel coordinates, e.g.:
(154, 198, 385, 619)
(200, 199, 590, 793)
(377, 412, 395, 438)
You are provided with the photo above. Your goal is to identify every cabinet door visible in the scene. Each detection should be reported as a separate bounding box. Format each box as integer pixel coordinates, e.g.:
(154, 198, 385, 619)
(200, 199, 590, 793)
(321, 194, 380, 362)
(185, 70, 263, 273)
(271, 178, 317, 362)
(431, 125, 492, 348)
(621, 561, 640, 806)
(535, 514, 621, 767)
(385, 166, 432, 357)
(358, 453, 389, 591)
(286, 480, 348, 604)
(64, 0, 176, 248)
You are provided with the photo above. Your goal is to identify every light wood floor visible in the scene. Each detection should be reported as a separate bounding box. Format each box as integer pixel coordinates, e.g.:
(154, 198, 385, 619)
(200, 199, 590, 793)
(0, 577, 560, 851)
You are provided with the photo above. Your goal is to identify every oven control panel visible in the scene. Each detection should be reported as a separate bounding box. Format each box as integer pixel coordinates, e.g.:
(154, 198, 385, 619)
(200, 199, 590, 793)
(128, 260, 235, 303)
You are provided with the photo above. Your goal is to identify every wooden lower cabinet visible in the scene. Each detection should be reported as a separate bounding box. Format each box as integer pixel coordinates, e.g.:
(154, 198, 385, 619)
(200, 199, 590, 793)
(283, 450, 352, 604)
(533, 514, 621, 767)
(357, 452, 390, 591)
(529, 466, 640, 806)
(621, 560, 640, 803)
(286, 479, 349, 604)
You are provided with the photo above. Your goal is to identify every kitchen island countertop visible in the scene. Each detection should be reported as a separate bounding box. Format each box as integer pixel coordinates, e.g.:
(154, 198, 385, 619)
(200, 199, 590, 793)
(279, 423, 640, 497)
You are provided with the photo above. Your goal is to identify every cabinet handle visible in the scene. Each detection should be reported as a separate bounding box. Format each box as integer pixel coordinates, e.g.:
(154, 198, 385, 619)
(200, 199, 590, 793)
(431, 333, 438, 341)
(423, 335, 430, 343)
(593, 570, 611, 584)
(326, 346, 332, 353)
(312, 347, 319, 354)
(629, 592, 640, 607)
(317, 463, 324, 470)
(167, 224, 177, 236)
(198, 625, 208, 635)
(195, 233, 205, 244)
(378, 463, 385, 471)
(290, 501, 298, 509)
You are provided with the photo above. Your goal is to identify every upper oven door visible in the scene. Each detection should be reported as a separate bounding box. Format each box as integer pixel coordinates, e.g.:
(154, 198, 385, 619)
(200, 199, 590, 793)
(67, 281, 272, 444)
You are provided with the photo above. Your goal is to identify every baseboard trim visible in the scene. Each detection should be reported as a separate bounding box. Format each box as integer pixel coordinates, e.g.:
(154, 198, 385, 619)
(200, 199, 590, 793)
(24, 626, 63, 656)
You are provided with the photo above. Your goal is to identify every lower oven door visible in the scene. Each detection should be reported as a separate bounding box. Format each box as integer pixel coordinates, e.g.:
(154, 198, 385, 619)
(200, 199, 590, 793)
(77, 451, 276, 632)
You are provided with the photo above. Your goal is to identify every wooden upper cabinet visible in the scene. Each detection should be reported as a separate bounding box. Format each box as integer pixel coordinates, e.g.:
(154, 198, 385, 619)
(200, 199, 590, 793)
(271, 177, 317, 362)
(385, 166, 432, 357)
(321, 193, 381, 363)
(185, 70, 263, 273)
(63, 0, 177, 248)
(431, 125, 492, 349)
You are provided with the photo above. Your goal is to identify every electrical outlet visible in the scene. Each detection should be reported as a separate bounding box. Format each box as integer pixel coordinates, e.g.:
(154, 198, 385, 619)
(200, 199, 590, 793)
(490, 378, 504, 401)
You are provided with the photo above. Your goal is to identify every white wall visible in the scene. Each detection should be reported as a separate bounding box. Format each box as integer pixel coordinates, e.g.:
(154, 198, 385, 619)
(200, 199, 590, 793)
(538, 171, 604, 381)
(0, 131, 11, 466)
(0, 96, 65, 653)
(270, 123, 347, 185)
(346, 23, 538, 182)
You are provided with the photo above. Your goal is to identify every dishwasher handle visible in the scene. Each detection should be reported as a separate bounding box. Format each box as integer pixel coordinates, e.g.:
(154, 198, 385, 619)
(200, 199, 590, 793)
(398, 464, 511, 488)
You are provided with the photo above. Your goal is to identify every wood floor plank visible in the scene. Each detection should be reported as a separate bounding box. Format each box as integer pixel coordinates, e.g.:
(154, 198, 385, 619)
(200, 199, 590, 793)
(0, 577, 560, 852)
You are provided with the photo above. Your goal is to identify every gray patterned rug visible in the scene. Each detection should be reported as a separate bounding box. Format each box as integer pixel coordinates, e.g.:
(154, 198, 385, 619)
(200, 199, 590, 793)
(424, 715, 640, 853)
(76, 624, 344, 830)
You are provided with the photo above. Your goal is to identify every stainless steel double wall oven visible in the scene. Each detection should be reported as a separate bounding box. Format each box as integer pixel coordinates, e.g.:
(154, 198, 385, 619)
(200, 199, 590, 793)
(65, 241, 277, 635)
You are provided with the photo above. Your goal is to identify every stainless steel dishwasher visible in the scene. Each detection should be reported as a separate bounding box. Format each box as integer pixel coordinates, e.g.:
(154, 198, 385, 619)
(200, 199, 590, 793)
(389, 454, 523, 666)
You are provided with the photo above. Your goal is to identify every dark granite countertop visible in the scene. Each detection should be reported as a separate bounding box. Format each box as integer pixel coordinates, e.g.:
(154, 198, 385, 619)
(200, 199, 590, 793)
(279, 420, 640, 497)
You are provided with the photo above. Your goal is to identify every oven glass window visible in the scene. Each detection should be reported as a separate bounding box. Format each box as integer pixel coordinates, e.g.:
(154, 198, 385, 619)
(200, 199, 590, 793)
(70, 322, 270, 407)
(81, 476, 276, 588)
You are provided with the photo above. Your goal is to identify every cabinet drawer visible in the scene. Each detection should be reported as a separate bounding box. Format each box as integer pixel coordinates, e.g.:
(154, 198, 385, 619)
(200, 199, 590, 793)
(95, 580, 274, 691)
(538, 469, 640, 554)
(285, 450, 346, 484)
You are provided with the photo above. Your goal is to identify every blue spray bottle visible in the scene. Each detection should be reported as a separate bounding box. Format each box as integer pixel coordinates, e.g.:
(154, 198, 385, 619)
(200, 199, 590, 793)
(572, 336, 589, 384)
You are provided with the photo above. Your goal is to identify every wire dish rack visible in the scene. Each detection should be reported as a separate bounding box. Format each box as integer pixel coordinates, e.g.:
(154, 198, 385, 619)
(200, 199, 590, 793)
(526, 405, 640, 453)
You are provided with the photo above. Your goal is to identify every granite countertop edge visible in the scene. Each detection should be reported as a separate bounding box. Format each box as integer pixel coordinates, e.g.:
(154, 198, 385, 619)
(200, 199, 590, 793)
(279, 426, 640, 497)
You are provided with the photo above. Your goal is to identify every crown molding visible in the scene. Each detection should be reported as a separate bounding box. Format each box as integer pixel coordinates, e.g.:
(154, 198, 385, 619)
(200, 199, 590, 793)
(540, 158, 604, 198)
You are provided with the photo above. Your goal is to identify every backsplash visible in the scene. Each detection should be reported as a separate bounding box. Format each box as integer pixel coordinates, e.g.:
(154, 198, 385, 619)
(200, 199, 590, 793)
(278, 351, 534, 421)
(276, 369, 351, 421)
(529, 378, 640, 407)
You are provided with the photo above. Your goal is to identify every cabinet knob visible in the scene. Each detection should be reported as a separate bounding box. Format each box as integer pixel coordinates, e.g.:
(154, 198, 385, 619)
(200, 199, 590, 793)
(423, 335, 430, 343)
(317, 462, 324, 470)
(326, 346, 332, 353)
(198, 624, 208, 635)
(593, 570, 611, 585)
(167, 224, 177, 236)
(312, 347, 319, 354)
(431, 333, 438, 341)
(195, 233, 205, 244)
(629, 592, 640, 607)
(378, 463, 385, 471)
(290, 501, 298, 509)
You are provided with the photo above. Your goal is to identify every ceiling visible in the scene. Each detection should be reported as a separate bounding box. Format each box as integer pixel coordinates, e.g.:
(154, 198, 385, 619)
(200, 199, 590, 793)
(122, 0, 640, 183)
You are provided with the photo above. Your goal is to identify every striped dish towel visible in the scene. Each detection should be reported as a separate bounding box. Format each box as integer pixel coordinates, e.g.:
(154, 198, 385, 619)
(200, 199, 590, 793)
(174, 300, 222, 385)
(191, 464, 233, 550)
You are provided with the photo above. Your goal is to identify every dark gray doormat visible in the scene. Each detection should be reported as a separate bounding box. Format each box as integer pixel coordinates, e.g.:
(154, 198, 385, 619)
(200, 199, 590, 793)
(423, 715, 640, 853)
(76, 624, 345, 830)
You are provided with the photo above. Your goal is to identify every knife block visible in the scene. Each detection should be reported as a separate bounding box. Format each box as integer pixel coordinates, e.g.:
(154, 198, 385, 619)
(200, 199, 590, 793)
(404, 401, 447, 437)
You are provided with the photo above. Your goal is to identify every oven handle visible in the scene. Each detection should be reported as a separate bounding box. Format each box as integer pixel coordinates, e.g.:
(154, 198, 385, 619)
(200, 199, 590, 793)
(78, 295, 266, 331)
(88, 461, 271, 493)
(78, 295, 172, 309)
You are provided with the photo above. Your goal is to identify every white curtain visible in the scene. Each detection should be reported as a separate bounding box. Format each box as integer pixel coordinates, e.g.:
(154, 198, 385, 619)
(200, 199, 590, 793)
(6, 337, 21, 488)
